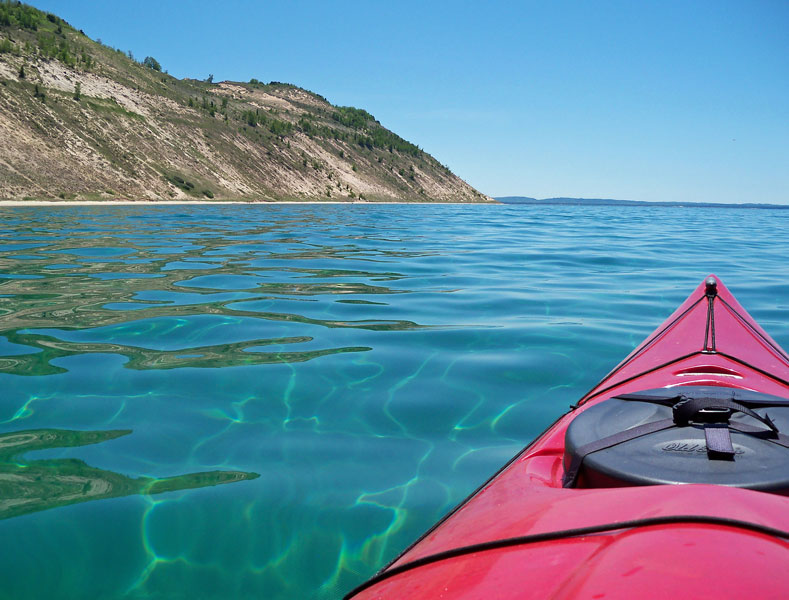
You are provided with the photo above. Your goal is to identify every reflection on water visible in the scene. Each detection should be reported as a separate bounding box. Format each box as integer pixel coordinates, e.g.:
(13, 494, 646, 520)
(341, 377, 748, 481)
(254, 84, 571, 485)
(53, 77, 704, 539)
(0, 264, 422, 375)
(0, 221, 425, 375)
(0, 428, 259, 521)
(0, 205, 788, 599)
(1, 329, 373, 375)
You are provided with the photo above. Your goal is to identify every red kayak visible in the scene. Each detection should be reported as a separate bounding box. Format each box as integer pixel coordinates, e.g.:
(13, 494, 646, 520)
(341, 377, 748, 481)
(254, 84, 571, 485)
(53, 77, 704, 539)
(346, 276, 789, 599)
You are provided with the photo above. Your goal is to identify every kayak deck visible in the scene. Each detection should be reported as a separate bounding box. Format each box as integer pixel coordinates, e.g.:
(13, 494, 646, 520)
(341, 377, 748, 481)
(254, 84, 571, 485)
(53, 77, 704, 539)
(347, 277, 789, 599)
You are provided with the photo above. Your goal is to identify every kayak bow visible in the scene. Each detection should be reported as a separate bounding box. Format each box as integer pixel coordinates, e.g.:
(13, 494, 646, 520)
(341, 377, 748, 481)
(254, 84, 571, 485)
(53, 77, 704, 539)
(346, 276, 789, 599)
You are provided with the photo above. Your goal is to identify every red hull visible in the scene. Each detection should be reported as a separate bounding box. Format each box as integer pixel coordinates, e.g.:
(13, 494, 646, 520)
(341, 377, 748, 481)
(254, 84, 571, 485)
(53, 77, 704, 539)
(348, 276, 789, 599)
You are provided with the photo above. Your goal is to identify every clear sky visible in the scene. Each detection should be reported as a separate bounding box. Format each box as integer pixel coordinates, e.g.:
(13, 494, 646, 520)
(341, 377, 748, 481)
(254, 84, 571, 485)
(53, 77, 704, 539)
(28, 0, 789, 203)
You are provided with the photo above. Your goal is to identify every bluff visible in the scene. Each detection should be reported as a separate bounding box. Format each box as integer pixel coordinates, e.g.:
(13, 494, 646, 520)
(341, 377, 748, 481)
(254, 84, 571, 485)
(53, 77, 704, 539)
(0, 3, 490, 202)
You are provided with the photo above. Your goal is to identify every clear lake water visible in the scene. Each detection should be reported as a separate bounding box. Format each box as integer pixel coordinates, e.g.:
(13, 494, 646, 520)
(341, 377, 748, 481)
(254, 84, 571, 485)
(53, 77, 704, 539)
(0, 203, 788, 599)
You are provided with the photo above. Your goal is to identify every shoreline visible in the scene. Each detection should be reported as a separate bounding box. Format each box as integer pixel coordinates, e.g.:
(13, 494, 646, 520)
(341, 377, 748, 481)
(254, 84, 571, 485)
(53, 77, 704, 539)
(0, 200, 426, 206)
(0, 200, 495, 206)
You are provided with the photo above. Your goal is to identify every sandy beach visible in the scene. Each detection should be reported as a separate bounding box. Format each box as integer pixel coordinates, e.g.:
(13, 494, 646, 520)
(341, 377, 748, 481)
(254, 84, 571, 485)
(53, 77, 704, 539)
(0, 200, 431, 206)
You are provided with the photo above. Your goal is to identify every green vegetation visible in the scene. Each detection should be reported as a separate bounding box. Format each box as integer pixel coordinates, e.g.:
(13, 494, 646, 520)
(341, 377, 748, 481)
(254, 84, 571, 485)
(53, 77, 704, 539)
(33, 82, 44, 102)
(37, 33, 75, 65)
(84, 96, 144, 120)
(143, 55, 161, 71)
(164, 172, 196, 192)
(0, 37, 16, 53)
(200, 95, 216, 116)
(0, 1, 41, 30)
(296, 105, 421, 157)
(163, 172, 214, 199)
(333, 106, 376, 128)
(242, 108, 293, 136)
(1, 2, 94, 69)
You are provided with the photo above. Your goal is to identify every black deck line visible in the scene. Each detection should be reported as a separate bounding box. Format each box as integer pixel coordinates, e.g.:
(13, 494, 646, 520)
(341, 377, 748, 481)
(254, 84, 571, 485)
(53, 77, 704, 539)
(344, 515, 789, 598)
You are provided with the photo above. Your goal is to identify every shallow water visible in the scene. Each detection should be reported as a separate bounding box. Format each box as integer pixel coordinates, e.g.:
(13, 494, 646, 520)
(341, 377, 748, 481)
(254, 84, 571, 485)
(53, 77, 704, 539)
(0, 204, 787, 599)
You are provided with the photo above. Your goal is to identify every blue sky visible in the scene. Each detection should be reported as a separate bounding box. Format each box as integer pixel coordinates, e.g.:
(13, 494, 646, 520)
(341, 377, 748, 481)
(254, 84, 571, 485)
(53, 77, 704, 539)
(29, 1, 789, 203)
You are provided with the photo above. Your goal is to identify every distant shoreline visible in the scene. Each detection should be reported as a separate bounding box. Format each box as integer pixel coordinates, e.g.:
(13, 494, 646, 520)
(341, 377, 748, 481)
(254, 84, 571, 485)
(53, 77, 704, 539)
(495, 196, 789, 209)
(2, 198, 787, 208)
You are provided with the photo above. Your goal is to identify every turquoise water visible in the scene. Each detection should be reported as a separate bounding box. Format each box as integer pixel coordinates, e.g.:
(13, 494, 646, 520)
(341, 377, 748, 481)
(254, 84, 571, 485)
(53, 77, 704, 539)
(0, 204, 788, 599)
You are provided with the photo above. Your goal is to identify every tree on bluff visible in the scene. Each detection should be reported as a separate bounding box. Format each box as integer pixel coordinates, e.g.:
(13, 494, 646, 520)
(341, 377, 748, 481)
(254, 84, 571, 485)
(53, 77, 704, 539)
(143, 56, 161, 71)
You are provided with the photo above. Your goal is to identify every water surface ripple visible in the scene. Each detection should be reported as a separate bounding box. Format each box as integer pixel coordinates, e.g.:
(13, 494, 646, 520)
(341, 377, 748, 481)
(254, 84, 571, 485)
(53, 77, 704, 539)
(0, 204, 788, 599)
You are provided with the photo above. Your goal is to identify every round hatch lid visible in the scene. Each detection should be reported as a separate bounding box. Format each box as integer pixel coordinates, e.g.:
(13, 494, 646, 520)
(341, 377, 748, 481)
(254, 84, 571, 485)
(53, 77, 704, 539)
(564, 386, 789, 492)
